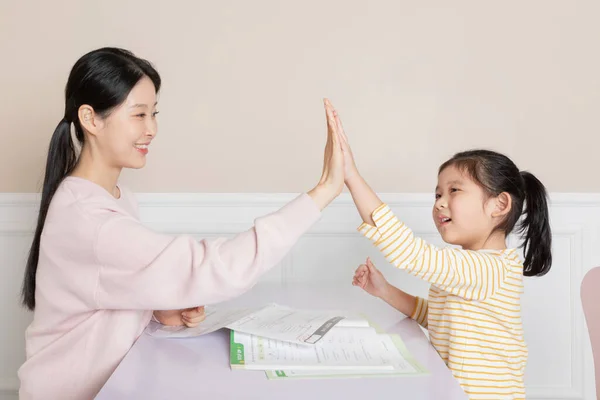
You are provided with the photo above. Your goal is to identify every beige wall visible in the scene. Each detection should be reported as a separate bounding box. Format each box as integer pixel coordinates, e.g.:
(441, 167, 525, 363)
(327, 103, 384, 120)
(1, 1, 598, 193)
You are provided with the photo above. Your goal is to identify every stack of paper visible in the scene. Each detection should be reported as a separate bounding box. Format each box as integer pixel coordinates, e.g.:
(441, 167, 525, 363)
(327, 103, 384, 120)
(229, 318, 428, 379)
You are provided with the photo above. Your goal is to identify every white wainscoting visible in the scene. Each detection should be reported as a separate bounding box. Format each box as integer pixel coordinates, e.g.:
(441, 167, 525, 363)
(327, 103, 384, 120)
(1, 193, 599, 400)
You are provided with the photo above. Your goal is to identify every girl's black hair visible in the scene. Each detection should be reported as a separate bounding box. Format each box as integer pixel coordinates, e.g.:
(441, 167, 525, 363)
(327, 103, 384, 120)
(440, 149, 552, 277)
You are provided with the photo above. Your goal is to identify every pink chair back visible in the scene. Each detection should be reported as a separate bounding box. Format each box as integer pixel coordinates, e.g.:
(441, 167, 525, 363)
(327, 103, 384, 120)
(582, 267, 600, 399)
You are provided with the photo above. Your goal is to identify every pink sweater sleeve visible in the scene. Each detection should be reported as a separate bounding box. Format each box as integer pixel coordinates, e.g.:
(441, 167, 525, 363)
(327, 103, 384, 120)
(92, 193, 320, 310)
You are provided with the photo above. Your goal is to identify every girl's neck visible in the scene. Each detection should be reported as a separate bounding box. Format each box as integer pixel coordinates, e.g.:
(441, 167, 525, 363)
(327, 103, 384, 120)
(464, 231, 507, 251)
(70, 146, 122, 199)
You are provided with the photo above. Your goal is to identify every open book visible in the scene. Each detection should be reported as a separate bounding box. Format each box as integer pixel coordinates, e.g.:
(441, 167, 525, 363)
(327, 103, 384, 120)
(230, 318, 428, 377)
(146, 303, 347, 345)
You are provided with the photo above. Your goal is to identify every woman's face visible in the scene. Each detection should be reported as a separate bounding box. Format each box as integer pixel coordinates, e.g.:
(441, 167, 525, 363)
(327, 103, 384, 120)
(92, 76, 159, 170)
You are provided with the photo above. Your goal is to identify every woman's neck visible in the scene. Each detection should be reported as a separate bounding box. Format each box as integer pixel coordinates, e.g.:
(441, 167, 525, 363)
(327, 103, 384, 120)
(70, 146, 122, 199)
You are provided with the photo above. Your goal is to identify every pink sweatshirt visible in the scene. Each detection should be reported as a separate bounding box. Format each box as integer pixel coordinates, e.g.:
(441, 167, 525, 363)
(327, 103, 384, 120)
(18, 176, 321, 399)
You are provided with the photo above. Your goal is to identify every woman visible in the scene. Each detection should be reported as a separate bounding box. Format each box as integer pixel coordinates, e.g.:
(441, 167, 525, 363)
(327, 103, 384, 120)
(18, 47, 345, 399)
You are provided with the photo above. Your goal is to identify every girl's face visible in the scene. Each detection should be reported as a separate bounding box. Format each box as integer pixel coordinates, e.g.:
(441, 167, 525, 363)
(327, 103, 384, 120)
(433, 165, 500, 250)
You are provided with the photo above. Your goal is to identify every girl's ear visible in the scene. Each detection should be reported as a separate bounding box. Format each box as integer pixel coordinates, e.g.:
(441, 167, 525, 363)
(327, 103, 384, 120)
(491, 192, 512, 218)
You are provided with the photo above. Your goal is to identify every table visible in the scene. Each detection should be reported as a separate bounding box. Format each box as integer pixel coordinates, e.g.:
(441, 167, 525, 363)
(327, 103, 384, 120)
(96, 283, 468, 400)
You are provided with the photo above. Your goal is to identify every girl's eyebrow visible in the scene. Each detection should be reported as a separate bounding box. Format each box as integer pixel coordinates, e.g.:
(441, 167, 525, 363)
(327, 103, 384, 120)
(435, 180, 464, 191)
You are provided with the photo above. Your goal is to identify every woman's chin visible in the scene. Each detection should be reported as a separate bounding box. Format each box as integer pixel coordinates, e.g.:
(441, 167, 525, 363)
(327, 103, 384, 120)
(123, 158, 147, 170)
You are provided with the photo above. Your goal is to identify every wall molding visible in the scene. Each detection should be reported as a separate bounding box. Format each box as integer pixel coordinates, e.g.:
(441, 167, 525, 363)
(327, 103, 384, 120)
(2, 192, 600, 232)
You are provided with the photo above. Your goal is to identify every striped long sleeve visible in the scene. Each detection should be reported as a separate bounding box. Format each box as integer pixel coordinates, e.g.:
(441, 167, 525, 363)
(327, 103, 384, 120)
(358, 204, 512, 301)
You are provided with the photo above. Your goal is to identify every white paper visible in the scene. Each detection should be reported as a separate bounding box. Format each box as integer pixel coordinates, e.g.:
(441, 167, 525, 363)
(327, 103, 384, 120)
(147, 303, 347, 344)
(232, 328, 408, 371)
(273, 345, 419, 377)
(332, 318, 370, 328)
(272, 366, 410, 377)
(226, 304, 346, 345)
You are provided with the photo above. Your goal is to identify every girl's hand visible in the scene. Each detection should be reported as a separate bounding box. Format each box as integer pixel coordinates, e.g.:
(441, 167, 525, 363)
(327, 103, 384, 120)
(352, 258, 390, 299)
(331, 108, 360, 184)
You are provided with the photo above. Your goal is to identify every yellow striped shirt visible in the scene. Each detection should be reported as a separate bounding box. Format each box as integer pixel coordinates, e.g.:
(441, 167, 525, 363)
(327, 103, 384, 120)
(358, 203, 527, 400)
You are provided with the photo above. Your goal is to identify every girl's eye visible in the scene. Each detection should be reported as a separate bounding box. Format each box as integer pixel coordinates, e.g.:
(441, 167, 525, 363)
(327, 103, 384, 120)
(435, 193, 441, 199)
(152, 111, 160, 118)
(450, 188, 459, 193)
(136, 113, 146, 118)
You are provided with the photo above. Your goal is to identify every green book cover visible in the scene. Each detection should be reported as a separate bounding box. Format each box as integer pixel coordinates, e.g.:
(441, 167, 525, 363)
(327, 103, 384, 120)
(229, 330, 245, 366)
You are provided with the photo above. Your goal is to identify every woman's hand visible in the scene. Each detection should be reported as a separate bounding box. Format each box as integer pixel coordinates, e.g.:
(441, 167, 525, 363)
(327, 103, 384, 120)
(308, 99, 346, 210)
(153, 306, 206, 328)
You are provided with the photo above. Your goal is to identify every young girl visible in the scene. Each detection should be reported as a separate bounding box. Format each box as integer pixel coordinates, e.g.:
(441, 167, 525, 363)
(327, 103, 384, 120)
(331, 108, 552, 399)
(18, 47, 345, 400)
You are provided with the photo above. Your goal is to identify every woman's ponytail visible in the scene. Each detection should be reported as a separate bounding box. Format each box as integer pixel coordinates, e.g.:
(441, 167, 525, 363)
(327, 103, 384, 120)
(21, 118, 77, 310)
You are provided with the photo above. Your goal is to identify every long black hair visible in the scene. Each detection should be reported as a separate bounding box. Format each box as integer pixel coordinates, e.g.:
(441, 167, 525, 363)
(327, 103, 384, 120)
(22, 47, 161, 310)
(439, 149, 552, 277)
